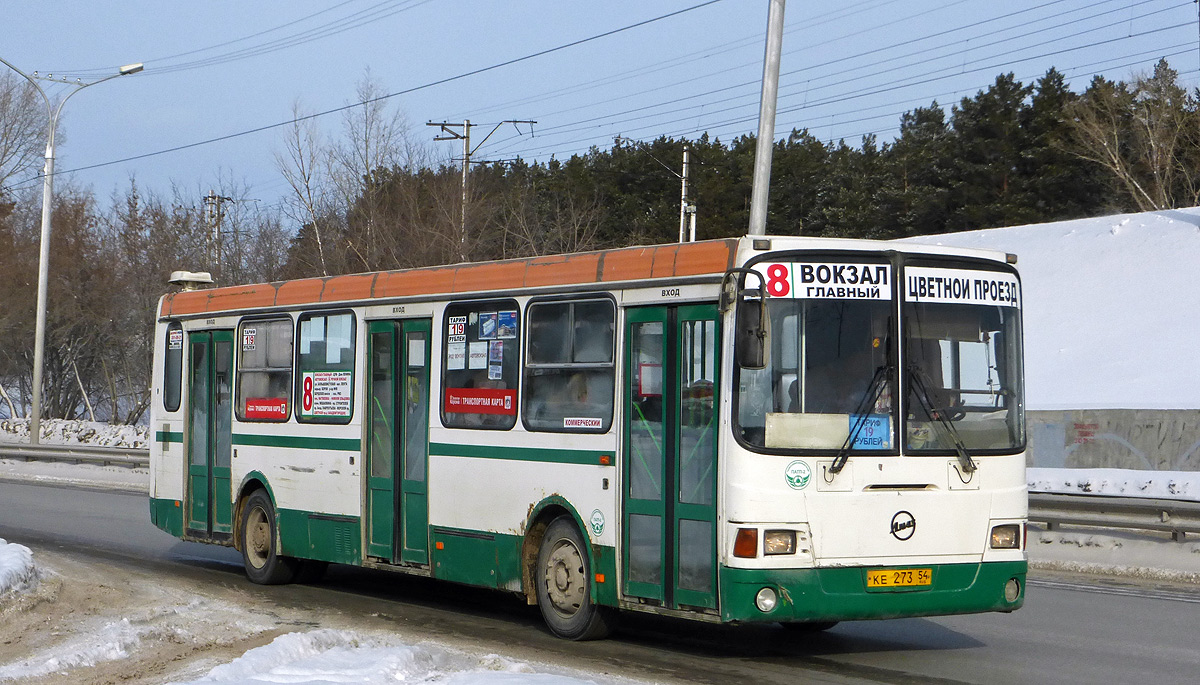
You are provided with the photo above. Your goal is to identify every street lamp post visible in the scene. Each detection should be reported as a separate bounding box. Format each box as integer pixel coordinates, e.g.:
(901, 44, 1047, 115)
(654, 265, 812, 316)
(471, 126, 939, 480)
(0, 57, 142, 444)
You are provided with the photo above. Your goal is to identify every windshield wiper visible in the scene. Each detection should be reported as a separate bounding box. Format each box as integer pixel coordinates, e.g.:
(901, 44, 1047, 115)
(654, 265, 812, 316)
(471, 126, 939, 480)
(829, 363, 891, 474)
(908, 366, 977, 474)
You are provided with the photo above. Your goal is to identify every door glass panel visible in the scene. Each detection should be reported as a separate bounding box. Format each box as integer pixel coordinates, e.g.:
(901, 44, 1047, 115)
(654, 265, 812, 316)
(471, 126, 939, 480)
(189, 341, 209, 466)
(679, 320, 716, 506)
(404, 331, 428, 482)
(369, 331, 394, 479)
(214, 341, 233, 468)
(677, 519, 713, 593)
(630, 322, 664, 500)
(627, 513, 662, 585)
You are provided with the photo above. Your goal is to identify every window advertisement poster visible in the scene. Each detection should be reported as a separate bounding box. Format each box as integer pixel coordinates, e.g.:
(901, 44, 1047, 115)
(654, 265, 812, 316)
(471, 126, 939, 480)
(479, 312, 498, 340)
(496, 310, 518, 339)
(488, 340, 503, 363)
(299, 370, 353, 418)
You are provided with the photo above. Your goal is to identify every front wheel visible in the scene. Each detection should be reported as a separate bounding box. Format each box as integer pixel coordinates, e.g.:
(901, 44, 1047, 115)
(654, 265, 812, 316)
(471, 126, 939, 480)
(240, 489, 298, 585)
(535, 517, 614, 640)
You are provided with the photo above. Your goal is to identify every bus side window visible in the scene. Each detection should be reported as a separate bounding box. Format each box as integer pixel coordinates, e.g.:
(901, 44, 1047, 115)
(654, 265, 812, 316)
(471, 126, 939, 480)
(296, 312, 356, 424)
(523, 298, 615, 433)
(237, 317, 294, 422)
(164, 322, 184, 412)
(441, 300, 520, 430)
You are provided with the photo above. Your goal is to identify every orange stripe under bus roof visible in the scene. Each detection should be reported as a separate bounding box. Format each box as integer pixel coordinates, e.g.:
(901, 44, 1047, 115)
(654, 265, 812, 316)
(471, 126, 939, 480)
(160, 238, 738, 318)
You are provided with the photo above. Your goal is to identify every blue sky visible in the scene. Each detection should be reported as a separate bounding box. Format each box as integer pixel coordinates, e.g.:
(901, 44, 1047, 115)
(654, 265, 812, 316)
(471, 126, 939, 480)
(3, 0, 1196, 210)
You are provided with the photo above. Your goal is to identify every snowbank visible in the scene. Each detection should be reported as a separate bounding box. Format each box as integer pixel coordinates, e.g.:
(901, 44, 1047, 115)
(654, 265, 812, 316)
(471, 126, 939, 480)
(0, 538, 37, 597)
(902, 208, 1200, 411)
(0, 418, 147, 449)
(175, 630, 628, 685)
(1029, 467, 1199, 499)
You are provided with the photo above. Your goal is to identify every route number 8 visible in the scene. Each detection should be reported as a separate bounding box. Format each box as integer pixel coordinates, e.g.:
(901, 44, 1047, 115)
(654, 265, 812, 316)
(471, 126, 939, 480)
(302, 375, 314, 412)
(765, 263, 791, 297)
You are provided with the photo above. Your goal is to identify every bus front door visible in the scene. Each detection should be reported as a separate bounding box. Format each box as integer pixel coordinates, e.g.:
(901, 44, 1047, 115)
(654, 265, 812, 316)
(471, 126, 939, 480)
(186, 330, 234, 540)
(623, 304, 720, 611)
(366, 319, 432, 566)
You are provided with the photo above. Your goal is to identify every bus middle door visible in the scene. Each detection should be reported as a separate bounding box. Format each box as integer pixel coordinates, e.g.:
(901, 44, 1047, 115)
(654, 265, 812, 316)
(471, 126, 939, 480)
(623, 304, 720, 611)
(366, 319, 431, 566)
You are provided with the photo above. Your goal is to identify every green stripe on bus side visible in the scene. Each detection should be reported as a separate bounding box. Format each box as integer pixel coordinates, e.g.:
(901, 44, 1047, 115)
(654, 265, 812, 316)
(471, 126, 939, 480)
(232, 433, 361, 451)
(429, 442, 613, 466)
(155, 431, 185, 444)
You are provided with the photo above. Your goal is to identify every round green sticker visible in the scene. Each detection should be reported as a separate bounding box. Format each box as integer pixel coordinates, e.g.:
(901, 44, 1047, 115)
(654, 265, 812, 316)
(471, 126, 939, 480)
(785, 460, 811, 490)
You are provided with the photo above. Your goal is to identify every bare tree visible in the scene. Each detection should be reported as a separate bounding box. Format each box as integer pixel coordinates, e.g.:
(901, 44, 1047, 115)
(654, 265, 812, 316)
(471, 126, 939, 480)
(1065, 61, 1200, 211)
(501, 183, 605, 257)
(0, 73, 47, 193)
(276, 102, 334, 276)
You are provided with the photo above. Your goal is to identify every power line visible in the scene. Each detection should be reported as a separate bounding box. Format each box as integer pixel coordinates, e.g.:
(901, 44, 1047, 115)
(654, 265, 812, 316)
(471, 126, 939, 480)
(0, 0, 727, 194)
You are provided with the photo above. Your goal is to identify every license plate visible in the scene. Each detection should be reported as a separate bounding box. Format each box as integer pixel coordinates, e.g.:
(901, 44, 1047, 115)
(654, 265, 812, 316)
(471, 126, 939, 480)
(866, 568, 932, 588)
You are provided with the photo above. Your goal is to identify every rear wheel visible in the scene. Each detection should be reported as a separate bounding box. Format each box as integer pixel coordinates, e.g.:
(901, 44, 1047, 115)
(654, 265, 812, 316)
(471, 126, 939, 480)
(535, 517, 614, 640)
(240, 490, 298, 585)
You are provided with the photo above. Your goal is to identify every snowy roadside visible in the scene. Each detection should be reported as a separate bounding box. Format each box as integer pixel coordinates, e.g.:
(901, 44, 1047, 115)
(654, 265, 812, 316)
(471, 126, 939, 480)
(0, 543, 652, 685)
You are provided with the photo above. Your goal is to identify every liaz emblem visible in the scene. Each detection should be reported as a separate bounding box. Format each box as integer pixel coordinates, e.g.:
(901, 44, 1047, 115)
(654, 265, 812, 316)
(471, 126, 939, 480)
(890, 511, 916, 541)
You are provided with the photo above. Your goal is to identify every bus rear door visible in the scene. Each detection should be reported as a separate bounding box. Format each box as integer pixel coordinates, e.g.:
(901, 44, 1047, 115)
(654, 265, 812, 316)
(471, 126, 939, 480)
(186, 329, 234, 540)
(623, 304, 720, 611)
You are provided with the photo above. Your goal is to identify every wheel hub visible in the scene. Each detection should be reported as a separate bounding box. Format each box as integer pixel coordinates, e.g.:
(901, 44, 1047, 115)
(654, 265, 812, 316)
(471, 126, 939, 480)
(545, 540, 585, 616)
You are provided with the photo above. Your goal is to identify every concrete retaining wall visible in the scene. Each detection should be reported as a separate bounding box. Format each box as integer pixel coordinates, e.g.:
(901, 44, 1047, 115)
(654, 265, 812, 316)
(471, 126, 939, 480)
(1027, 410, 1200, 471)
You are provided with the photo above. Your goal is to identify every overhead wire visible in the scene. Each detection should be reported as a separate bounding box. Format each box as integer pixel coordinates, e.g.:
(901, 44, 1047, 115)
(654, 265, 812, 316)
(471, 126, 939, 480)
(0, 0, 728, 194)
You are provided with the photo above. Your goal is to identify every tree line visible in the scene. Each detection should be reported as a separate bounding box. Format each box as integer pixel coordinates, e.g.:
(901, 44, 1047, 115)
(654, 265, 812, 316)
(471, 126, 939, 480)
(0, 60, 1196, 424)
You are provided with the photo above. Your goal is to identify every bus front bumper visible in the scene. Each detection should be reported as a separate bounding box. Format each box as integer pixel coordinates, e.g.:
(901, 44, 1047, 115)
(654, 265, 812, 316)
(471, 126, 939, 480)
(719, 560, 1026, 624)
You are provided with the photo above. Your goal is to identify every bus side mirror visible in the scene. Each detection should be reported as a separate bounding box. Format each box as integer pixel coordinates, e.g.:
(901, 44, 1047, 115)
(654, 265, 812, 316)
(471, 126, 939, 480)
(736, 300, 767, 369)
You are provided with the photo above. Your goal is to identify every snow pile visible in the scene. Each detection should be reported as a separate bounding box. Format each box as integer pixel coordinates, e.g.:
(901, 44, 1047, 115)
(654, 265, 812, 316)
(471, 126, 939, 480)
(0, 418, 148, 448)
(175, 630, 623, 685)
(902, 208, 1200, 411)
(0, 538, 38, 597)
(1029, 467, 1199, 499)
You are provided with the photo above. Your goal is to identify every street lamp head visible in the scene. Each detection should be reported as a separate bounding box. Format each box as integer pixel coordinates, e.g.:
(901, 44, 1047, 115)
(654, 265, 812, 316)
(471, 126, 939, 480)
(118, 63, 144, 75)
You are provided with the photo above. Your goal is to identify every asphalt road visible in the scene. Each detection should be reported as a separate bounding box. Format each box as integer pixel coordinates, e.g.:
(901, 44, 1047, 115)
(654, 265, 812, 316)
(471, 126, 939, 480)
(3, 480, 1199, 684)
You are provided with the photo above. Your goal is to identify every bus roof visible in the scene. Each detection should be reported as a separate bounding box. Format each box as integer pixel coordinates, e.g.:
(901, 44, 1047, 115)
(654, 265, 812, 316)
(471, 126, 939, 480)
(160, 238, 740, 318)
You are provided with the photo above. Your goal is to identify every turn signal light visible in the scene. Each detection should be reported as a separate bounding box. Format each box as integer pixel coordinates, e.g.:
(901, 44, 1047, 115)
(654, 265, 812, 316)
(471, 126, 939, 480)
(734, 528, 759, 558)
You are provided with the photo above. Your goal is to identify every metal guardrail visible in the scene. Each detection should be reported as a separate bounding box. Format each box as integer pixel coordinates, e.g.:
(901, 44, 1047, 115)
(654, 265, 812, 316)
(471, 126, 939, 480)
(0, 445, 1196, 540)
(0, 442, 148, 467)
(1029, 492, 1200, 541)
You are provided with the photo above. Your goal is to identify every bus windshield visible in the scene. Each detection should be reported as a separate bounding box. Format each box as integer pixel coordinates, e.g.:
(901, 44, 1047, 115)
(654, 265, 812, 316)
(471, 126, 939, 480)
(904, 300, 1023, 453)
(735, 297, 895, 451)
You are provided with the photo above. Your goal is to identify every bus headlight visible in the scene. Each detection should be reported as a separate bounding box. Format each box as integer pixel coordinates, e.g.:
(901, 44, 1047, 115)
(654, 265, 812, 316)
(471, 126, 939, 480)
(990, 524, 1020, 549)
(755, 587, 778, 612)
(763, 530, 796, 555)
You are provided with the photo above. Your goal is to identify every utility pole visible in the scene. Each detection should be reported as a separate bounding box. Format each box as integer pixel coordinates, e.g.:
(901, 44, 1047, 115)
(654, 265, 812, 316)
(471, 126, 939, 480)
(617, 136, 697, 243)
(428, 119, 536, 261)
(203, 191, 233, 281)
(748, 0, 786, 236)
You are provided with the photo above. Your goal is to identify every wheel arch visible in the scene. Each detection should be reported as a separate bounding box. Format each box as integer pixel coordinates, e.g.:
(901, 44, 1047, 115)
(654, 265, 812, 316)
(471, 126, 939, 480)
(233, 470, 277, 553)
(520, 496, 594, 606)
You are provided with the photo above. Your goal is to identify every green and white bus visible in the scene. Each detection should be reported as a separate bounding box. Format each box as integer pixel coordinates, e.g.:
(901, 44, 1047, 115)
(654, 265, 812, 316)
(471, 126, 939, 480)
(149, 235, 1027, 639)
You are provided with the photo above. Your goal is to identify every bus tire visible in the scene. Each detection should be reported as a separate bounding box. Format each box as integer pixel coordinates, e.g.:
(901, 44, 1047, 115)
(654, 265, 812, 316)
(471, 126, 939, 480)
(241, 489, 298, 585)
(535, 517, 614, 640)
